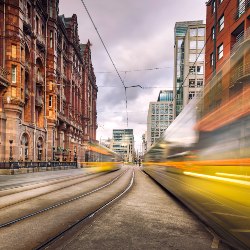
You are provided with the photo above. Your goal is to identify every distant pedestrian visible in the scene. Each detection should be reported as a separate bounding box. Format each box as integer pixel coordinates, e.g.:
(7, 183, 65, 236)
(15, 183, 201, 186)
(135, 159, 137, 165)
(138, 159, 141, 167)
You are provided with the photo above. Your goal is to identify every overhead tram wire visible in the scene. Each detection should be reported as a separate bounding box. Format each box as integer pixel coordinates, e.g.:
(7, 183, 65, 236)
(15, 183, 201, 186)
(171, 0, 231, 107)
(96, 66, 173, 74)
(80, 0, 129, 127)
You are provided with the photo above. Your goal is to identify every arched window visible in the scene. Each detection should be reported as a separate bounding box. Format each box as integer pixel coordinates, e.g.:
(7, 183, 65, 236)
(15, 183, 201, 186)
(37, 137, 43, 161)
(21, 133, 29, 160)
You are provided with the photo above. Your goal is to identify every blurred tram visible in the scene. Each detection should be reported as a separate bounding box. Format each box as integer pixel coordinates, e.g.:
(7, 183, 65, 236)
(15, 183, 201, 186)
(80, 143, 123, 172)
(144, 92, 250, 248)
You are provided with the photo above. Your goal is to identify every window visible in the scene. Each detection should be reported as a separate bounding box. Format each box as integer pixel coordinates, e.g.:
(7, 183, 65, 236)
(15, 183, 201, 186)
(218, 43, 223, 59)
(198, 28, 205, 36)
(27, 2, 31, 18)
(190, 29, 197, 37)
(197, 53, 204, 62)
(212, 1, 216, 14)
(197, 41, 204, 49)
(50, 6, 53, 18)
(210, 52, 214, 67)
(238, 0, 246, 17)
(197, 79, 203, 87)
(11, 65, 17, 83)
(50, 31, 53, 48)
(189, 79, 195, 88)
(49, 95, 53, 107)
(189, 66, 196, 74)
(218, 15, 224, 32)
(189, 91, 195, 100)
(36, 16, 39, 34)
(54, 32, 57, 49)
(189, 54, 196, 62)
(11, 44, 17, 59)
(211, 26, 215, 40)
(190, 41, 196, 49)
(197, 66, 204, 75)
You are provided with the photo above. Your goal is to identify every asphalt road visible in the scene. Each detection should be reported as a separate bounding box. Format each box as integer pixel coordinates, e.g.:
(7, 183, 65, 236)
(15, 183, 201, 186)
(0, 167, 132, 250)
(48, 166, 231, 250)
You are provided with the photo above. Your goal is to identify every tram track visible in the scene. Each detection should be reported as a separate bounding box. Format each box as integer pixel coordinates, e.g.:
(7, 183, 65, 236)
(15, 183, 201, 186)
(0, 168, 129, 228)
(0, 170, 116, 210)
(0, 171, 100, 195)
(0, 167, 134, 250)
(35, 169, 135, 250)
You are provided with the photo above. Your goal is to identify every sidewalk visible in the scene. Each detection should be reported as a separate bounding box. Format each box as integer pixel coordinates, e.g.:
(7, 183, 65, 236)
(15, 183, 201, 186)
(0, 168, 88, 190)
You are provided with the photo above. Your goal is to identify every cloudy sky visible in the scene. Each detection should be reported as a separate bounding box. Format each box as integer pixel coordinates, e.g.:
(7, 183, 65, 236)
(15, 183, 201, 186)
(59, 0, 206, 151)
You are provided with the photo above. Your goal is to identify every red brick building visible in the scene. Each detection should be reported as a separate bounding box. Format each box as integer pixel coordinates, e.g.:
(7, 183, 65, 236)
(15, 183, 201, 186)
(197, 0, 250, 130)
(0, 0, 98, 162)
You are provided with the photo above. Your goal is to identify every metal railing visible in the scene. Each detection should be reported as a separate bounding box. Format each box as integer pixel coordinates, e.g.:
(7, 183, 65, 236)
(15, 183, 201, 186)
(230, 62, 250, 87)
(36, 34, 46, 46)
(36, 74, 44, 85)
(0, 66, 9, 79)
(234, 0, 250, 20)
(0, 161, 77, 169)
(35, 95, 44, 107)
(231, 27, 250, 56)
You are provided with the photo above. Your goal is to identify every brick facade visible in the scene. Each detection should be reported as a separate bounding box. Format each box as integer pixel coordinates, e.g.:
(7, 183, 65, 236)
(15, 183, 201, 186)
(0, 0, 98, 162)
(197, 0, 250, 130)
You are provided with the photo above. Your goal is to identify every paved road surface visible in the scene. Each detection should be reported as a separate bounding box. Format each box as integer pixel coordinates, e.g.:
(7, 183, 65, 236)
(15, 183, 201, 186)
(49, 166, 231, 250)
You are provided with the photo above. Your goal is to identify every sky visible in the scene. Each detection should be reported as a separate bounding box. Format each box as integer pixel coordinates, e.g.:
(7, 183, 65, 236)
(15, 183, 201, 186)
(59, 0, 206, 151)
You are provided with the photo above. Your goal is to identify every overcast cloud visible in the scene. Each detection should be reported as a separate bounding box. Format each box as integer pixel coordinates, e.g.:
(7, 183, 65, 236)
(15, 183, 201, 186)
(59, 0, 206, 150)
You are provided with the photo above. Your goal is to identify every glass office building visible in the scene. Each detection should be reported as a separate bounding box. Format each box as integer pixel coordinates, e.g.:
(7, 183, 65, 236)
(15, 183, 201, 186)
(111, 129, 134, 162)
(174, 21, 205, 118)
(147, 90, 174, 150)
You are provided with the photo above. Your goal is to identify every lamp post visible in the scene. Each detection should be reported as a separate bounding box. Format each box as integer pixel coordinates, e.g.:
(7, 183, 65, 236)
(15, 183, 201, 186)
(74, 148, 77, 163)
(62, 149, 65, 161)
(69, 150, 71, 161)
(9, 140, 13, 161)
(52, 147, 55, 161)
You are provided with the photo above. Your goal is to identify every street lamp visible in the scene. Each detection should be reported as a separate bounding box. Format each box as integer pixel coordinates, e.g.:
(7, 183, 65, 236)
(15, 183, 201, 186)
(9, 140, 13, 161)
(52, 147, 55, 161)
(74, 148, 77, 162)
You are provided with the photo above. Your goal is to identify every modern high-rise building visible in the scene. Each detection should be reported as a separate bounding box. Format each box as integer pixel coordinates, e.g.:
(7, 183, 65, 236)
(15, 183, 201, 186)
(173, 21, 206, 118)
(147, 90, 173, 150)
(111, 129, 134, 162)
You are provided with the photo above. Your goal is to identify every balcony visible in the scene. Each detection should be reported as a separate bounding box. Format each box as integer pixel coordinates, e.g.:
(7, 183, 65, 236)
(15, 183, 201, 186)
(25, 88, 30, 100)
(35, 95, 43, 108)
(231, 27, 250, 56)
(234, 0, 250, 21)
(230, 62, 250, 88)
(62, 94, 66, 102)
(23, 15, 32, 35)
(36, 34, 46, 50)
(36, 74, 44, 86)
(0, 66, 9, 90)
(25, 62, 31, 72)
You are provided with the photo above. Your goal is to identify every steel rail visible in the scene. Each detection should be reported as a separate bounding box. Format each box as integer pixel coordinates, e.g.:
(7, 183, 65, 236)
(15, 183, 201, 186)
(0, 169, 129, 229)
(35, 169, 135, 250)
